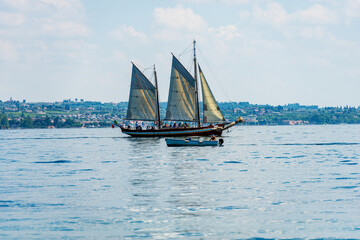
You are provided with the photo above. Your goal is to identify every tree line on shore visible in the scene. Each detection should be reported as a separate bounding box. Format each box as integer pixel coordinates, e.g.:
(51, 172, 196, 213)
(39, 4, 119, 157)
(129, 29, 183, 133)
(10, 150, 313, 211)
(0, 114, 82, 129)
(252, 108, 360, 125)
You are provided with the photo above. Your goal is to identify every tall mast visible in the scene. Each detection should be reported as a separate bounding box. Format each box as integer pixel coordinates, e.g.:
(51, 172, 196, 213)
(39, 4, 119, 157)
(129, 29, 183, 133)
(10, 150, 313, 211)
(193, 40, 200, 127)
(153, 64, 161, 129)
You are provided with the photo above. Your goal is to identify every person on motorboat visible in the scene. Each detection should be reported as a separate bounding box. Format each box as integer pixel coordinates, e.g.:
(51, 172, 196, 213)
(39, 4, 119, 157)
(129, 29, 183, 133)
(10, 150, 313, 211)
(210, 134, 216, 141)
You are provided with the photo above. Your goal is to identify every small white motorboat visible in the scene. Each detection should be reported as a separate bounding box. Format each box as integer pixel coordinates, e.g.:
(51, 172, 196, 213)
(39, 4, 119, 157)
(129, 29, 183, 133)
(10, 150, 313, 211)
(165, 138, 224, 147)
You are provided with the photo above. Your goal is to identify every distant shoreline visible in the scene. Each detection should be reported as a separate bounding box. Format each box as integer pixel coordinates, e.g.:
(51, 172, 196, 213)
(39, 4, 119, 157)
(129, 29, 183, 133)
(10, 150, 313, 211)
(1, 100, 359, 129)
(2, 123, 360, 131)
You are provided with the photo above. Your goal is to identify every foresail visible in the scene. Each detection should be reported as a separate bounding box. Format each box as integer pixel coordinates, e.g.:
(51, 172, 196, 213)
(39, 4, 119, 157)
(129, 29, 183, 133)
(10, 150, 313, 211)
(199, 65, 225, 123)
(126, 64, 157, 121)
(165, 56, 197, 121)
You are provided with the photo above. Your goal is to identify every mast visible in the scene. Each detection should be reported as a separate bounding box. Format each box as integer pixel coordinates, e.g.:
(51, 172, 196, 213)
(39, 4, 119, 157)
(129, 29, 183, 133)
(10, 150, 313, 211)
(153, 64, 161, 129)
(193, 40, 200, 127)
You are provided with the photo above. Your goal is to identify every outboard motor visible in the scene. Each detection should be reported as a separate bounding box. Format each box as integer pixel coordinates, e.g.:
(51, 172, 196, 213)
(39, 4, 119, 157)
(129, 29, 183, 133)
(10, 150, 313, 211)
(219, 138, 224, 146)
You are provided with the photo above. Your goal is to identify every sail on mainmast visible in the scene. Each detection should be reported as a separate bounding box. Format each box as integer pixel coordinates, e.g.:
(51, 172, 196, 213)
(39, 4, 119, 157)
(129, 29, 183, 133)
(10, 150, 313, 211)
(165, 55, 197, 121)
(126, 63, 158, 121)
(199, 65, 225, 123)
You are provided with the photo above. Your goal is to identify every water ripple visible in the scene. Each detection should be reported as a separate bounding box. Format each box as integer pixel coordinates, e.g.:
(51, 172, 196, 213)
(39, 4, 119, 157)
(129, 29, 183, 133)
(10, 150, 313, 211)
(223, 160, 242, 164)
(33, 160, 72, 163)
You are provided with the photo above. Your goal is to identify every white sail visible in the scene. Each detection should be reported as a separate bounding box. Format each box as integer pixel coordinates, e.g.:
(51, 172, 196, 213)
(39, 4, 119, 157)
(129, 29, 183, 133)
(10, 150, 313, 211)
(165, 56, 197, 121)
(126, 64, 157, 121)
(199, 65, 225, 123)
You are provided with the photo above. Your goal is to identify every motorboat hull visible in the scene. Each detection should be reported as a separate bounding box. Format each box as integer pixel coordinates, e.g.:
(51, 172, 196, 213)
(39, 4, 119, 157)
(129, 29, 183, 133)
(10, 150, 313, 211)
(166, 138, 218, 147)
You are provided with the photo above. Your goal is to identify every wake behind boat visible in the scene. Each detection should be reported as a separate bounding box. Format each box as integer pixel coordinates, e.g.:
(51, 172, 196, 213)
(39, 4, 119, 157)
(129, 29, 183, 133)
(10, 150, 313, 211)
(114, 40, 244, 137)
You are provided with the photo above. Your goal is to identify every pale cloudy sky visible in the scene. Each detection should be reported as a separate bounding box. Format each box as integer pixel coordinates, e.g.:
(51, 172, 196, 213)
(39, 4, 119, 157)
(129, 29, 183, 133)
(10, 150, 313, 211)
(0, 0, 359, 107)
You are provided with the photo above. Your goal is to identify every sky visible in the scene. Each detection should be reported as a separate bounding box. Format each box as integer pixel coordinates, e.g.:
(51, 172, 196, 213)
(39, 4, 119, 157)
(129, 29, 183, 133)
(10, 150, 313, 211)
(0, 0, 359, 107)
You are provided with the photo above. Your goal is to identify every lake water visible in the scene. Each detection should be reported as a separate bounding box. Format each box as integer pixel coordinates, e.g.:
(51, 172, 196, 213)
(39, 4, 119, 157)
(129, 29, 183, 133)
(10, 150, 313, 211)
(0, 125, 359, 239)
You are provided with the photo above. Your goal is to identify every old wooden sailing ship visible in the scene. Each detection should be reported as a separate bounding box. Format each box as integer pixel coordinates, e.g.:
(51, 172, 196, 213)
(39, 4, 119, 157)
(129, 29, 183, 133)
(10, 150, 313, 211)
(114, 40, 244, 137)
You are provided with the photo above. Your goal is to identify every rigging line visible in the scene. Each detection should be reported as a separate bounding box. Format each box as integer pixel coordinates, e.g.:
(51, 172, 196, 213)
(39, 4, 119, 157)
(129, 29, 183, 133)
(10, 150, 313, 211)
(179, 48, 193, 58)
(197, 45, 232, 103)
(134, 63, 152, 83)
(149, 71, 154, 83)
(134, 62, 145, 71)
(178, 42, 195, 73)
(142, 65, 154, 75)
(178, 42, 193, 57)
(142, 66, 153, 72)
(187, 52, 193, 74)
(142, 65, 155, 84)
(134, 62, 152, 75)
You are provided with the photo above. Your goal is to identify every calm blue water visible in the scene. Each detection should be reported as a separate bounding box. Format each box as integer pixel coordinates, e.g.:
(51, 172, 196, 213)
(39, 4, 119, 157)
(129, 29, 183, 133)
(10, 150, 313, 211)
(0, 125, 359, 239)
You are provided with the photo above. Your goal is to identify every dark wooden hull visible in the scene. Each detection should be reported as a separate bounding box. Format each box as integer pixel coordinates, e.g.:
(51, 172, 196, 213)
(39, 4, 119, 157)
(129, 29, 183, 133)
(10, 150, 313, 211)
(120, 126, 223, 137)
(116, 117, 244, 137)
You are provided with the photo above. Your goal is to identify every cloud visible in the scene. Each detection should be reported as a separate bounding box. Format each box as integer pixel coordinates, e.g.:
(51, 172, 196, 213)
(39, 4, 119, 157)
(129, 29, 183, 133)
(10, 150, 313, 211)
(37, 19, 90, 37)
(172, 0, 213, 3)
(0, 40, 18, 61)
(1, 0, 89, 38)
(109, 25, 149, 43)
(252, 2, 336, 26)
(52, 40, 97, 51)
(307, 55, 333, 68)
(253, 2, 289, 25)
(152, 28, 181, 42)
(111, 50, 127, 63)
(0, 12, 25, 26)
(0, 0, 94, 68)
(248, 2, 340, 42)
(299, 26, 327, 39)
(2, 0, 32, 9)
(239, 10, 250, 21)
(344, 0, 360, 18)
(3, 0, 84, 17)
(221, 0, 248, 4)
(209, 25, 241, 40)
(154, 5, 207, 32)
(153, 5, 208, 42)
(40, 0, 82, 9)
(294, 4, 337, 24)
(41, 0, 85, 20)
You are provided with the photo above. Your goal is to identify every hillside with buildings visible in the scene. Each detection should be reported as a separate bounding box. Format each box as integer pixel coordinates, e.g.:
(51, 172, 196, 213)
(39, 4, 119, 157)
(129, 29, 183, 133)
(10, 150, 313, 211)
(1, 98, 359, 129)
